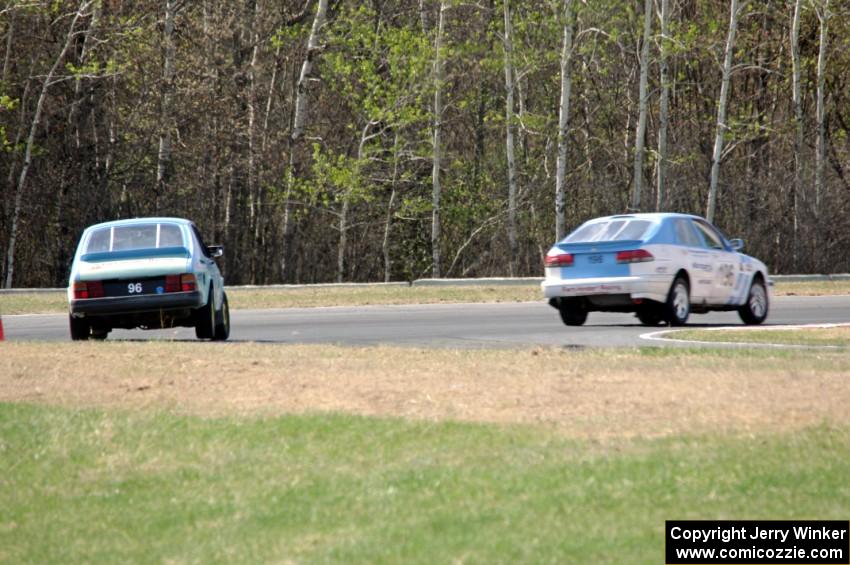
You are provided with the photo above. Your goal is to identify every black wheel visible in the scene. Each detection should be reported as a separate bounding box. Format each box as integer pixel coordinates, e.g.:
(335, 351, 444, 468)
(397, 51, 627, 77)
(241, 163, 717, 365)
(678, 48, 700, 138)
(195, 286, 216, 339)
(664, 276, 690, 326)
(69, 315, 90, 341)
(90, 329, 109, 341)
(636, 304, 664, 326)
(213, 292, 230, 341)
(738, 277, 768, 325)
(558, 299, 588, 326)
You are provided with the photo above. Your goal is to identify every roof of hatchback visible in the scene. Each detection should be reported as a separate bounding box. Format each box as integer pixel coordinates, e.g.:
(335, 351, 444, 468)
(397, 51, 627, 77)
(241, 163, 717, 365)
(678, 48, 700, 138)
(589, 212, 702, 222)
(84, 217, 193, 231)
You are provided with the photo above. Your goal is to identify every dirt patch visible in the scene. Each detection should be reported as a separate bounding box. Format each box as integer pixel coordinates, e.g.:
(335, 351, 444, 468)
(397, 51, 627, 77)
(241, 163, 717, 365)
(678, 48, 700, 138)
(1, 342, 849, 439)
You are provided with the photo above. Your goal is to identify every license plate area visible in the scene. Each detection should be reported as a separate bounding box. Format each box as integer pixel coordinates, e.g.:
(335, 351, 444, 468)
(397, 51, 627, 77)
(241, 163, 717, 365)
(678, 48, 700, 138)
(103, 277, 167, 297)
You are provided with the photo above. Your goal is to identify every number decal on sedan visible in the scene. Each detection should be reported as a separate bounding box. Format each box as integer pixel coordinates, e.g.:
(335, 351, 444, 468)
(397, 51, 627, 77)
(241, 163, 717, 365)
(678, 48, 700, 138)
(718, 264, 735, 287)
(128, 282, 143, 294)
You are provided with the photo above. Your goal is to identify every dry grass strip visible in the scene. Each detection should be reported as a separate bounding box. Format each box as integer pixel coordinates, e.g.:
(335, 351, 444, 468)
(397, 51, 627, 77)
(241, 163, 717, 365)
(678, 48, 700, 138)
(1, 342, 848, 439)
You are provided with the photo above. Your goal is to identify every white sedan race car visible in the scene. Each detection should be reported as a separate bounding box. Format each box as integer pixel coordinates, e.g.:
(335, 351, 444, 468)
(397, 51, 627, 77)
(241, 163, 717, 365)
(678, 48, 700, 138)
(542, 213, 770, 326)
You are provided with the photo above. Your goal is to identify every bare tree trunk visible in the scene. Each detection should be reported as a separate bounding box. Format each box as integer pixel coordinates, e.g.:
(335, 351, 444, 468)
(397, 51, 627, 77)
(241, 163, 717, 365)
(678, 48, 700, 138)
(631, 0, 652, 212)
(337, 123, 372, 283)
(814, 0, 829, 221)
(656, 0, 670, 211)
(5, 77, 30, 200)
(1, 12, 13, 83)
(291, 0, 326, 143)
(554, 0, 573, 240)
(247, 2, 261, 282)
(706, 0, 740, 223)
(790, 0, 803, 271)
(4, 3, 92, 288)
(431, 1, 447, 278)
(383, 131, 401, 282)
(502, 0, 518, 276)
(337, 198, 350, 283)
(156, 0, 178, 209)
(68, 2, 100, 150)
(419, 0, 430, 32)
(261, 45, 282, 154)
(282, 0, 327, 281)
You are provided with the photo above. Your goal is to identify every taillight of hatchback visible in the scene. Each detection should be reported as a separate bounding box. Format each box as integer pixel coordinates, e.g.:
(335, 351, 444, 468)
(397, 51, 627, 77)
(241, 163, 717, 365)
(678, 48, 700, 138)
(72, 280, 105, 299)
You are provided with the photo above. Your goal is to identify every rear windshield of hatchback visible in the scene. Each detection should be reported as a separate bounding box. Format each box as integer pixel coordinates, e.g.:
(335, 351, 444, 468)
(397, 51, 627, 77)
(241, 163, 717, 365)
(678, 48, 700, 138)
(564, 219, 653, 243)
(85, 223, 185, 253)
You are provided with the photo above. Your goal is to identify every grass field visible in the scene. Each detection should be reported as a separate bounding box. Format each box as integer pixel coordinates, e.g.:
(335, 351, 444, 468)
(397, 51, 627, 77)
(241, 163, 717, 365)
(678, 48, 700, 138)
(672, 326, 850, 347)
(0, 279, 848, 315)
(2, 404, 849, 563)
(3, 342, 850, 561)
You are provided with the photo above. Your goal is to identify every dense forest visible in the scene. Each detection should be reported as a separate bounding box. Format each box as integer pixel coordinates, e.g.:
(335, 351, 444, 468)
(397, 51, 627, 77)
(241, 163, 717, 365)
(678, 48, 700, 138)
(1, 0, 848, 287)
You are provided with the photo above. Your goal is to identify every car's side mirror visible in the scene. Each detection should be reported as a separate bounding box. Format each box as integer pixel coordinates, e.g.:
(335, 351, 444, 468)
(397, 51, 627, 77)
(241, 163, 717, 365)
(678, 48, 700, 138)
(729, 238, 744, 251)
(207, 245, 224, 258)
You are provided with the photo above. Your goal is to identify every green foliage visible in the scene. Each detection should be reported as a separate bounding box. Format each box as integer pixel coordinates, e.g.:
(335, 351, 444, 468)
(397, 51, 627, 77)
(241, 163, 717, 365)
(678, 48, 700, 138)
(308, 142, 367, 205)
(322, 4, 432, 128)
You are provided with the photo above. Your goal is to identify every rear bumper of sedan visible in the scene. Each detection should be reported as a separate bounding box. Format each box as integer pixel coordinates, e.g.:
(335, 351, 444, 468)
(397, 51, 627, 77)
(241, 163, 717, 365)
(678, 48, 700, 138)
(69, 290, 204, 317)
(541, 274, 672, 303)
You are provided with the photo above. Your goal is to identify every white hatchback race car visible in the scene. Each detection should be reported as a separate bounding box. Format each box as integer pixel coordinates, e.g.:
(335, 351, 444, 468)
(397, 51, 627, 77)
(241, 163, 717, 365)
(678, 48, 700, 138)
(542, 213, 770, 326)
(68, 217, 230, 341)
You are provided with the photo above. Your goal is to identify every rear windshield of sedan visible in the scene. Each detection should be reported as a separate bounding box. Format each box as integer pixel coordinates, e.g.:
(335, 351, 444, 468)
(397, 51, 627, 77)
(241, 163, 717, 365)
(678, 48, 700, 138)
(85, 223, 185, 253)
(564, 219, 653, 243)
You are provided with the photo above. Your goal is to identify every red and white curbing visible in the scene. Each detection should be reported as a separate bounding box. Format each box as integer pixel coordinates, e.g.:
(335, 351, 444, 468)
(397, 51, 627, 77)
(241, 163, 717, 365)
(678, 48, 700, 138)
(641, 322, 850, 349)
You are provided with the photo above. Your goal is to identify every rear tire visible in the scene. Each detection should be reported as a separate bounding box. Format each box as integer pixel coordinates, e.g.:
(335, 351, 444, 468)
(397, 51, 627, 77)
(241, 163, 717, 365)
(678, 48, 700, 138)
(558, 299, 588, 326)
(738, 278, 768, 325)
(664, 276, 690, 326)
(213, 293, 230, 341)
(70, 315, 90, 341)
(195, 286, 216, 339)
(636, 304, 664, 326)
(90, 329, 109, 341)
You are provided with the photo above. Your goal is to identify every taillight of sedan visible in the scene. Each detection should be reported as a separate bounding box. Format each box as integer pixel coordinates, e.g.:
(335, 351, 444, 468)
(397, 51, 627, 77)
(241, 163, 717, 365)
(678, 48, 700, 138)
(615, 249, 654, 263)
(545, 253, 574, 267)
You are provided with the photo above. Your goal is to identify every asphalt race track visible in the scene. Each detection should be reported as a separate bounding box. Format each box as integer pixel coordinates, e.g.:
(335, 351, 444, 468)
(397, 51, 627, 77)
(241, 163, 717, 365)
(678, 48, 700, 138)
(4, 295, 849, 348)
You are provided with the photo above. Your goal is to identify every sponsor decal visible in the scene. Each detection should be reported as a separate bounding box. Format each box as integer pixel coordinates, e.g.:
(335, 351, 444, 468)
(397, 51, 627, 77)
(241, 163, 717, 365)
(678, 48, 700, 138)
(561, 284, 623, 294)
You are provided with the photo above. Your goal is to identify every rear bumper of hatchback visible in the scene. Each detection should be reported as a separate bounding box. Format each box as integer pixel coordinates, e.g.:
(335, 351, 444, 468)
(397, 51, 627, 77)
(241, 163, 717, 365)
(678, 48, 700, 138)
(69, 291, 204, 317)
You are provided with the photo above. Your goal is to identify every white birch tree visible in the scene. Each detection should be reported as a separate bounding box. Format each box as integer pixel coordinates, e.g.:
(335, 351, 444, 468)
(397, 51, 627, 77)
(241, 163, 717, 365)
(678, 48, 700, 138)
(706, 0, 741, 223)
(554, 0, 574, 240)
(156, 0, 178, 208)
(790, 0, 803, 268)
(631, 0, 653, 211)
(655, 0, 670, 211)
(502, 0, 518, 275)
(4, 2, 93, 288)
(814, 0, 829, 219)
(282, 0, 328, 280)
(431, 0, 447, 278)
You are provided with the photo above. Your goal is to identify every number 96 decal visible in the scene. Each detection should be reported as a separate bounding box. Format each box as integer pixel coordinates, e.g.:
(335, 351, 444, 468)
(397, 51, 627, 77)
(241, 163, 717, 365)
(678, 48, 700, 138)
(128, 282, 143, 294)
